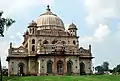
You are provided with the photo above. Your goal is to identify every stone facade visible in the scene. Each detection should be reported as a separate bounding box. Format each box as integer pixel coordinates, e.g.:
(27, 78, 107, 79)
(6, 5, 94, 76)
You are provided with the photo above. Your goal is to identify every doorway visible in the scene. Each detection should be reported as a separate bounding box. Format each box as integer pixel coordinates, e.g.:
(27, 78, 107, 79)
(80, 62, 85, 75)
(57, 60, 63, 74)
(18, 62, 24, 76)
(67, 61, 72, 74)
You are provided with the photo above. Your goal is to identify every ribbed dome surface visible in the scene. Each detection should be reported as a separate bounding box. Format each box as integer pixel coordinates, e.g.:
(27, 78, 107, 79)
(36, 14, 64, 27)
(36, 5, 65, 30)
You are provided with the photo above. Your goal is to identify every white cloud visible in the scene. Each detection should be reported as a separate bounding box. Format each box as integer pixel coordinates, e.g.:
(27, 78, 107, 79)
(80, 36, 97, 48)
(16, 32, 21, 36)
(80, 24, 111, 46)
(80, 31, 120, 68)
(10, 36, 15, 39)
(84, 0, 120, 25)
(117, 23, 120, 30)
(82, 0, 120, 68)
(0, 0, 54, 17)
(94, 24, 111, 41)
(9, 32, 24, 47)
(16, 32, 23, 41)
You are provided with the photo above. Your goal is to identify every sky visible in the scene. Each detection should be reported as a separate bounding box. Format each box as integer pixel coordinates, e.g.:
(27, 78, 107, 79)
(0, 0, 120, 69)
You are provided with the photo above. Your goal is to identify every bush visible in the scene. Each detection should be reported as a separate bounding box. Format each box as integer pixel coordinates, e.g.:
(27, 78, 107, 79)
(65, 72, 72, 76)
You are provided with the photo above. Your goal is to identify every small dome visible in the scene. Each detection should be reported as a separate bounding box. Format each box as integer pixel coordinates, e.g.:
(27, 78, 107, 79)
(28, 20, 37, 27)
(68, 23, 77, 30)
(36, 5, 65, 30)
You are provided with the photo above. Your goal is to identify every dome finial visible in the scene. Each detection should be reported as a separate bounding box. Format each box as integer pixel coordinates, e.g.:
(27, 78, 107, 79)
(46, 5, 50, 11)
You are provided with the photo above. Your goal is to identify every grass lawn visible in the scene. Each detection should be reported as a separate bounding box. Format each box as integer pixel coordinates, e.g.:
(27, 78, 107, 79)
(3, 75, 120, 81)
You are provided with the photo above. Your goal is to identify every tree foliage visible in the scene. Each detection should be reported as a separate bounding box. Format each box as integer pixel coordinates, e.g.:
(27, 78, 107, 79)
(95, 61, 109, 74)
(95, 66, 104, 74)
(102, 61, 109, 71)
(0, 11, 15, 37)
(113, 64, 120, 73)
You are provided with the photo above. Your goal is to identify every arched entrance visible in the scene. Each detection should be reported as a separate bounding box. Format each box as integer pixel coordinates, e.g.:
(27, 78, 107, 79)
(57, 60, 63, 74)
(18, 62, 24, 76)
(80, 62, 85, 75)
(47, 60, 53, 73)
(67, 60, 72, 74)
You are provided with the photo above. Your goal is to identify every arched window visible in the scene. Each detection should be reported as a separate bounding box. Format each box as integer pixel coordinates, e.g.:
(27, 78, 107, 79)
(80, 62, 85, 75)
(67, 60, 72, 74)
(73, 40, 76, 45)
(52, 40, 57, 44)
(18, 62, 24, 75)
(32, 45, 35, 51)
(32, 28, 34, 34)
(47, 60, 53, 73)
(30, 28, 32, 33)
(32, 39, 35, 44)
(57, 60, 63, 74)
(43, 40, 49, 44)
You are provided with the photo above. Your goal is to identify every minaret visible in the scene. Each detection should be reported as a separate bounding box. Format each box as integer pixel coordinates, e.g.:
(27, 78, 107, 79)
(10, 42, 12, 49)
(27, 20, 37, 54)
(89, 44, 91, 52)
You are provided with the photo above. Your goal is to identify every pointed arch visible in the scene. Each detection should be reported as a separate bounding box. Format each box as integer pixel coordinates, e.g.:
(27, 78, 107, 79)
(80, 62, 85, 75)
(57, 60, 63, 74)
(43, 40, 49, 44)
(18, 62, 25, 75)
(52, 40, 57, 44)
(32, 39, 35, 44)
(67, 60, 73, 74)
(47, 60, 53, 73)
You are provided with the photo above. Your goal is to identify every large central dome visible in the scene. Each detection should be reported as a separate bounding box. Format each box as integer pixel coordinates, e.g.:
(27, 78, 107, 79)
(36, 5, 65, 30)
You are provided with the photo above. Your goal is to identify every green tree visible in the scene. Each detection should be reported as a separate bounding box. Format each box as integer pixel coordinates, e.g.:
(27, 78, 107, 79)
(0, 11, 15, 37)
(113, 64, 120, 74)
(95, 66, 104, 74)
(102, 61, 109, 71)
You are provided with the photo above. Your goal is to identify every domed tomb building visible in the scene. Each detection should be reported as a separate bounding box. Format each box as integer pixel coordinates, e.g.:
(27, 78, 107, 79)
(6, 5, 94, 76)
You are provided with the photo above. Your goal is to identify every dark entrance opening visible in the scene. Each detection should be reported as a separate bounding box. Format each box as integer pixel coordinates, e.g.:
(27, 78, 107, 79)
(57, 60, 63, 74)
(80, 62, 85, 75)
(67, 61, 72, 74)
(18, 62, 24, 76)
(47, 60, 52, 73)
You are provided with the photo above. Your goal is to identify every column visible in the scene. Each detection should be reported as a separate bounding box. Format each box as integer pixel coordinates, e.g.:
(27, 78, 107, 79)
(38, 60, 40, 74)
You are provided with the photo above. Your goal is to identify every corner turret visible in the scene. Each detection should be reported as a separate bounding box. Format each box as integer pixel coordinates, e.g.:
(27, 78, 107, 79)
(28, 20, 37, 35)
(68, 23, 77, 36)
